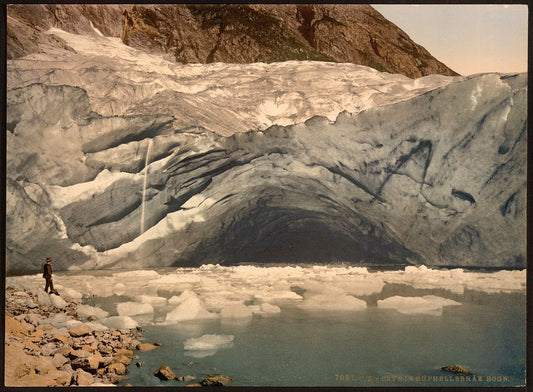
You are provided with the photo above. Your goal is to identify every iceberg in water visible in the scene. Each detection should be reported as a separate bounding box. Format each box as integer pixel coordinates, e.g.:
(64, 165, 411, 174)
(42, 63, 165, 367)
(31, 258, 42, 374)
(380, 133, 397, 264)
(165, 296, 218, 322)
(100, 316, 139, 329)
(184, 334, 234, 351)
(298, 294, 367, 312)
(377, 295, 461, 316)
(77, 304, 109, 320)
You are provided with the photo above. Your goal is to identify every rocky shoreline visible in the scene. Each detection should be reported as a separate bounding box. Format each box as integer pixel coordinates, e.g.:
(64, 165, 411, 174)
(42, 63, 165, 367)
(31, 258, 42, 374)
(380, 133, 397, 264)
(5, 286, 150, 386)
(4, 286, 235, 387)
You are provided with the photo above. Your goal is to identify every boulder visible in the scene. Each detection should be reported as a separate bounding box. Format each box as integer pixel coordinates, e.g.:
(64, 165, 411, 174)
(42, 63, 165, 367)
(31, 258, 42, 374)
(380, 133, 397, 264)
(107, 362, 127, 375)
(442, 364, 472, 374)
(23, 340, 40, 352)
(17, 370, 72, 386)
(201, 374, 234, 386)
(111, 354, 132, 366)
(52, 353, 69, 368)
(68, 324, 92, 337)
(75, 368, 94, 386)
(178, 375, 196, 382)
(154, 365, 176, 381)
(114, 348, 134, 358)
(136, 343, 160, 351)
(34, 357, 57, 375)
(6, 315, 29, 337)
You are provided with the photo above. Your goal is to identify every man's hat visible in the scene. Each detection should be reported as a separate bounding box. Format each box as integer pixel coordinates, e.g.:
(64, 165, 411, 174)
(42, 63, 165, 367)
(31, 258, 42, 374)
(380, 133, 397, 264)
(46, 257, 52, 262)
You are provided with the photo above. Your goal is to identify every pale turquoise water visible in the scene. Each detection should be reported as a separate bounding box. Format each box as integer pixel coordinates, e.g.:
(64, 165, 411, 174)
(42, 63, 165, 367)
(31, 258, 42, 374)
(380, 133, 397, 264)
(91, 283, 525, 387)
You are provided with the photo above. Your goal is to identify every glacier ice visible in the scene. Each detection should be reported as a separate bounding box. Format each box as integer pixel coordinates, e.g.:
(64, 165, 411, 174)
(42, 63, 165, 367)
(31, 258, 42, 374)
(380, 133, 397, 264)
(183, 334, 234, 351)
(220, 304, 253, 319)
(84, 321, 109, 332)
(37, 291, 53, 306)
(298, 294, 367, 312)
(168, 290, 198, 306)
(133, 295, 168, 306)
(77, 304, 109, 320)
(7, 22, 526, 272)
(7, 63, 526, 272)
(377, 295, 461, 316)
(49, 294, 68, 309)
(100, 316, 139, 329)
(165, 297, 218, 323)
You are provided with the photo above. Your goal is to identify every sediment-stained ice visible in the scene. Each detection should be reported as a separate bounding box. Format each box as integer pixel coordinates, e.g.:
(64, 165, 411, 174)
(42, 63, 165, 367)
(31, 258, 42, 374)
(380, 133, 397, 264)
(184, 334, 234, 351)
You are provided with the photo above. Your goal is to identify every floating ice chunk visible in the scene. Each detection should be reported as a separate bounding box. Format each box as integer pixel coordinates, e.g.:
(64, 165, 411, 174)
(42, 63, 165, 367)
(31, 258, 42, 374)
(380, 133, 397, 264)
(134, 295, 168, 306)
(168, 290, 198, 306)
(113, 283, 126, 296)
(37, 291, 52, 306)
(377, 295, 461, 316)
(100, 316, 139, 329)
(165, 297, 218, 322)
(185, 350, 218, 359)
(298, 294, 367, 311)
(203, 297, 245, 312)
(220, 304, 253, 319)
(49, 294, 68, 309)
(84, 321, 108, 332)
(254, 290, 303, 304)
(77, 304, 109, 320)
(60, 288, 83, 301)
(116, 302, 154, 316)
(332, 275, 385, 296)
(184, 334, 234, 351)
(261, 303, 281, 314)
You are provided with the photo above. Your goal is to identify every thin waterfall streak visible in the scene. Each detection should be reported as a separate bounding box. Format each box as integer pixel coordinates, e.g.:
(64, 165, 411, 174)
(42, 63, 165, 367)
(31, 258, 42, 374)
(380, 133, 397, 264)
(140, 139, 154, 235)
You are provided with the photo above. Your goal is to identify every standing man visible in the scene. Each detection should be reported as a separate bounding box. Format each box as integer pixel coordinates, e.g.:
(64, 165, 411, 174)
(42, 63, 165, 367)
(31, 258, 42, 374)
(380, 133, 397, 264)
(43, 257, 58, 295)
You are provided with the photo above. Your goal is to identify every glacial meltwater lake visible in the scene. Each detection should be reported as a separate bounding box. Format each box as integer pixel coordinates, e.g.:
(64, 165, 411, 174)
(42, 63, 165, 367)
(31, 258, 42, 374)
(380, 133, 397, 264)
(7, 264, 526, 387)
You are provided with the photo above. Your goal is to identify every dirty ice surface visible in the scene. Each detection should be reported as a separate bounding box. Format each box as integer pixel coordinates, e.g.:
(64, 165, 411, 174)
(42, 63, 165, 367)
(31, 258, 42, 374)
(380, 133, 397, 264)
(6, 264, 526, 386)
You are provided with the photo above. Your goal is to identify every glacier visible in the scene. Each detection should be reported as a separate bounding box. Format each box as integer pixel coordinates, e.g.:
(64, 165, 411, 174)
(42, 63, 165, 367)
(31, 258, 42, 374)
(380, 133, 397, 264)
(6, 27, 527, 272)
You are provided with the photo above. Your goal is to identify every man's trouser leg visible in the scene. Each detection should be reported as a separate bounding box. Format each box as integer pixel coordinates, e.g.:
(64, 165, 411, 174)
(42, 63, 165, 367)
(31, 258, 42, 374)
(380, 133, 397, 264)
(45, 278, 54, 293)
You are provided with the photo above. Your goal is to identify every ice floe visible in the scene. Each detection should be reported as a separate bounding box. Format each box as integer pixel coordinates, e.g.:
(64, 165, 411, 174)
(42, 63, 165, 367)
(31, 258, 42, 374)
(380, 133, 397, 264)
(165, 297, 218, 322)
(100, 316, 139, 329)
(377, 295, 462, 316)
(183, 334, 234, 351)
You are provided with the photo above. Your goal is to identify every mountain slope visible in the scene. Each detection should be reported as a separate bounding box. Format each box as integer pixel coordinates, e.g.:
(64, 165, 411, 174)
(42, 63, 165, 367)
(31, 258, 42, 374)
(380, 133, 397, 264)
(7, 3, 457, 78)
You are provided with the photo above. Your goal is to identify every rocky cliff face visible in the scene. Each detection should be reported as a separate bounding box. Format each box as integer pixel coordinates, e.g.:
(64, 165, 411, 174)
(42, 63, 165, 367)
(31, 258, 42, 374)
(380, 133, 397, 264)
(7, 4, 457, 78)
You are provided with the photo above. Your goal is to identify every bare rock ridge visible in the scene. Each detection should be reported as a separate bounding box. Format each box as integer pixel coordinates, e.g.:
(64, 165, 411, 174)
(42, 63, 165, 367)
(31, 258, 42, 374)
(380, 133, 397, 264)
(7, 3, 457, 78)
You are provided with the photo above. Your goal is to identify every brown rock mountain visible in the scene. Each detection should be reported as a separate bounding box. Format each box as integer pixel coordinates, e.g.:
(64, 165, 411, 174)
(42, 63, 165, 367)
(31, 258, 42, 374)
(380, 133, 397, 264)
(7, 4, 457, 79)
